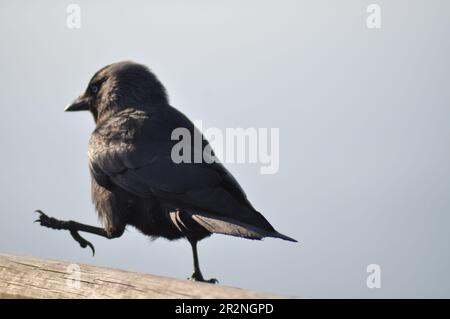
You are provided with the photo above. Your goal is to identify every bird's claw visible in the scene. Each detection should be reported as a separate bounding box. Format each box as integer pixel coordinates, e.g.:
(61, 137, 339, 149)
(34, 209, 95, 256)
(70, 230, 95, 256)
(205, 278, 219, 284)
(188, 273, 219, 284)
(34, 210, 61, 229)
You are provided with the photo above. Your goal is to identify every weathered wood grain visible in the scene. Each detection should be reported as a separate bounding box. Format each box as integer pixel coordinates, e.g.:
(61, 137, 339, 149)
(0, 254, 285, 299)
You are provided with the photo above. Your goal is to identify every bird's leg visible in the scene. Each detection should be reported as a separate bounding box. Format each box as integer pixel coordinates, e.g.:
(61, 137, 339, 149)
(34, 210, 120, 256)
(187, 239, 218, 284)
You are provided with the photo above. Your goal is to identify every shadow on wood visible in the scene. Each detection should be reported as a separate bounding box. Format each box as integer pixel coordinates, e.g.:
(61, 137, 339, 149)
(0, 253, 286, 299)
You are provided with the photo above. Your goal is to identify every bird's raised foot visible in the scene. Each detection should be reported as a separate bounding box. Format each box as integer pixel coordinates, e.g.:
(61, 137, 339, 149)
(188, 272, 218, 284)
(34, 210, 96, 256)
(34, 210, 65, 230)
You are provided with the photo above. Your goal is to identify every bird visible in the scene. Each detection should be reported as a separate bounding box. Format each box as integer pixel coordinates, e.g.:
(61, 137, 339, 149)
(35, 61, 297, 283)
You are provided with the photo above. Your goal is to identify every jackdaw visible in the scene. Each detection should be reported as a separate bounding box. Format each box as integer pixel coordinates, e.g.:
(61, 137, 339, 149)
(36, 61, 296, 283)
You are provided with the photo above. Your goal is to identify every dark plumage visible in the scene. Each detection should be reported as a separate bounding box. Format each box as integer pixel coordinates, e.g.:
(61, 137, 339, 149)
(36, 61, 296, 282)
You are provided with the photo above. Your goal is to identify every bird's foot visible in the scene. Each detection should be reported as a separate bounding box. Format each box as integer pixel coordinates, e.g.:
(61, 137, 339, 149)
(34, 210, 95, 255)
(188, 271, 218, 284)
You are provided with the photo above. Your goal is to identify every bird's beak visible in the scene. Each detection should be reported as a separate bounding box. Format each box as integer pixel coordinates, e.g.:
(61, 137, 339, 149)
(65, 95, 90, 112)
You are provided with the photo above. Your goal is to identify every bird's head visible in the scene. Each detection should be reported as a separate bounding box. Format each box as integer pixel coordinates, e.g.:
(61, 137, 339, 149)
(65, 61, 168, 122)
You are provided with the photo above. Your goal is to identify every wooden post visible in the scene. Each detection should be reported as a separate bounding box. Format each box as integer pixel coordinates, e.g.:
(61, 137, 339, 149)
(0, 254, 285, 299)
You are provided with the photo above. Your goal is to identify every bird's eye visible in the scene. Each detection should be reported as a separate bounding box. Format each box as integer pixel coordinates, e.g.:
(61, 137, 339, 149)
(91, 85, 99, 94)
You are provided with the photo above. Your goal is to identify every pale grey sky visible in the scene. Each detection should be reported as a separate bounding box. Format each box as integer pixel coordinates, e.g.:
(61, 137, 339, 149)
(0, 0, 449, 298)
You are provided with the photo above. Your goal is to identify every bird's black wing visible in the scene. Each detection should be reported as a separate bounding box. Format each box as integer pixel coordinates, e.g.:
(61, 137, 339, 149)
(89, 107, 295, 241)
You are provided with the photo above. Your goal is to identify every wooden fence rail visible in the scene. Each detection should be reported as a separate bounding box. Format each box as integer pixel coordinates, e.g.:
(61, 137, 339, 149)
(0, 254, 285, 299)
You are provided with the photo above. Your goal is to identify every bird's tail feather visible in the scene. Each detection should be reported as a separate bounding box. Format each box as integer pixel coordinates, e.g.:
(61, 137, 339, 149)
(187, 211, 297, 242)
(268, 231, 298, 242)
